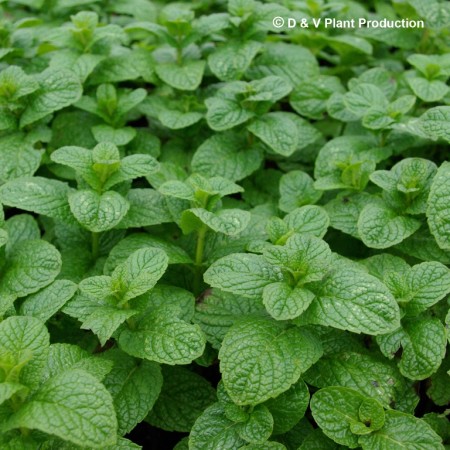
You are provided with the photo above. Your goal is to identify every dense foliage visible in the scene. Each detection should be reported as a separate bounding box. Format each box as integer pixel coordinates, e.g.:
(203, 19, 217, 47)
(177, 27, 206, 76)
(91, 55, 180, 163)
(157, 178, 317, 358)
(0, 0, 449, 448)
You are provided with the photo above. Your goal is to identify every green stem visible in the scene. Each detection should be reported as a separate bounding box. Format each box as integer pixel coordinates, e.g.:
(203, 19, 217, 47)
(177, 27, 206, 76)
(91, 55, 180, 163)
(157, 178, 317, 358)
(91, 232, 100, 260)
(176, 46, 183, 66)
(193, 225, 208, 295)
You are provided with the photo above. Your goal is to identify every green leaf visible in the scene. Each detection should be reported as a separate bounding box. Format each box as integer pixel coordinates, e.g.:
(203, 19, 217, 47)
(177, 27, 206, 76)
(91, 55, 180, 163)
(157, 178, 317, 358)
(101, 349, 162, 435)
(298, 428, 342, 449)
(119, 305, 206, 365)
(427, 358, 450, 407)
(406, 76, 448, 102)
(0, 66, 39, 101)
(158, 109, 203, 130)
(208, 40, 262, 81)
(192, 132, 264, 182)
(4, 214, 40, 254)
(68, 190, 130, 232)
(110, 247, 168, 302)
(0, 239, 61, 300)
(284, 206, 330, 239)
(50, 145, 93, 178)
(415, 106, 450, 143)
(237, 404, 273, 444)
(263, 283, 315, 321)
(248, 112, 299, 156)
(357, 204, 421, 249)
(371, 158, 437, 215)
(247, 76, 293, 103)
(113, 88, 145, 118)
(304, 268, 400, 335)
(325, 192, 382, 238)
(311, 387, 382, 448)
(264, 379, 309, 435)
(189, 403, 245, 450)
(147, 365, 216, 432)
(181, 208, 251, 236)
(20, 280, 77, 322)
(81, 306, 138, 346)
(79, 275, 113, 299)
(105, 233, 192, 270)
(400, 262, 450, 315)
(0, 135, 42, 182)
(263, 235, 332, 285)
(407, 53, 450, 77)
(240, 442, 286, 450)
(344, 84, 388, 118)
(427, 161, 450, 249)
(219, 316, 322, 405)
(91, 125, 136, 146)
(194, 289, 266, 350)
(398, 318, 446, 380)
(0, 177, 73, 222)
(155, 60, 205, 91)
(2, 369, 117, 448)
(0, 382, 28, 407)
(304, 351, 412, 410)
(117, 189, 173, 229)
(279, 171, 322, 213)
(247, 43, 318, 86)
(358, 410, 444, 450)
(43, 343, 113, 382)
(0, 316, 49, 389)
(204, 253, 284, 299)
(290, 75, 344, 120)
(103, 154, 159, 190)
(20, 69, 83, 127)
(205, 97, 254, 131)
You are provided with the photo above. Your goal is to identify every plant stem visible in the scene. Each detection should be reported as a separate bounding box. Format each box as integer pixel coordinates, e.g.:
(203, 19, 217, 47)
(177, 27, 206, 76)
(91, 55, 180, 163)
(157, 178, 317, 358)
(91, 232, 100, 260)
(193, 225, 208, 295)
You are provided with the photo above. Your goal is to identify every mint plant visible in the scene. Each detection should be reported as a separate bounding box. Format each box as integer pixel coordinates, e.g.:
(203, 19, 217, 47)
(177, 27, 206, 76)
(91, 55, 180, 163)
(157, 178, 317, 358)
(0, 0, 449, 449)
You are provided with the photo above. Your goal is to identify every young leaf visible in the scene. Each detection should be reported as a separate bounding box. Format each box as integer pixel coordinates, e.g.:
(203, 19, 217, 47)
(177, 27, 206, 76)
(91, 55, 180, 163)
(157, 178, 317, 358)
(110, 247, 169, 302)
(0, 316, 49, 389)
